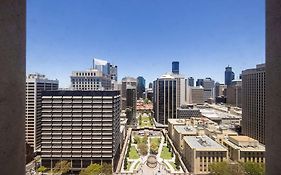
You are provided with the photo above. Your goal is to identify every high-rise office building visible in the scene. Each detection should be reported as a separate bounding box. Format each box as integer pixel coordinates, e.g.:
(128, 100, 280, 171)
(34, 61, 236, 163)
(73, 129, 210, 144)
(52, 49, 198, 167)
(225, 66, 235, 86)
(109, 64, 118, 81)
(148, 82, 153, 88)
(153, 72, 189, 125)
(202, 78, 215, 101)
(40, 90, 121, 171)
(196, 79, 204, 87)
(226, 80, 242, 107)
(126, 85, 137, 124)
(242, 64, 265, 144)
(71, 69, 111, 90)
(93, 58, 110, 76)
(121, 77, 137, 110)
(191, 86, 204, 104)
(215, 82, 227, 97)
(25, 73, 58, 151)
(137, 76, 146, 99)
(188, 77, 194, 87)
(172, 61, 179, 74)
(93, 58, 118, 81)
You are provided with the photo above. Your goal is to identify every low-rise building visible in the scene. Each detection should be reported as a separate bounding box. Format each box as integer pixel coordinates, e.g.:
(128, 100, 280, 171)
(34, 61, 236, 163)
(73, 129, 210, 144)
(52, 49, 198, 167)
(177, 105, 201, 118)
(205, 126, 238, 144)
(173, 125, 197, 154)
(223, 136, 265, 163)
(183, 136, 228, 174)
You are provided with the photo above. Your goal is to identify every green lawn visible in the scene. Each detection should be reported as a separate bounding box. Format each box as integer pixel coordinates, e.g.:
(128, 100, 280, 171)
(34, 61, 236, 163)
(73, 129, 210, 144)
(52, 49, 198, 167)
(129, 146, 140, 159)
(140, 116, 152, 127)
(160, 146, 173, 159)
(150, 137, 161, 145)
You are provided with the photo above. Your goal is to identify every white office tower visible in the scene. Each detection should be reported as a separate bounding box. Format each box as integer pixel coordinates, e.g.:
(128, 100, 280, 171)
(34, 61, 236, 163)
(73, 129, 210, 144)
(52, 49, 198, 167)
(153, 73, 190, 125)
(71, 69, 111, 90)
(25, 73, 59, 151)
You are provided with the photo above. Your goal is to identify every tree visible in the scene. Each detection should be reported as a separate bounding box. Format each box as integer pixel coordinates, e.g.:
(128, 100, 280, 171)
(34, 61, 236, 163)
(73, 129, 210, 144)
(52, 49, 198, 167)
(134, 136, 141, 144)
(37, 166, 47, 173)
(79, 163, 101, 175)
(138, 143, 148, 155)
(101, 163, 112, 175)
(53, 160, 71, 174)
(175, 156, 180, 170)
(242, 162, 265, 175)
(209, 162, 244, 175)
(124, 158, 128, 170)
(209, 161, 232, 175)
(142, 134, 148, 144)
(150, 142, 158, 154)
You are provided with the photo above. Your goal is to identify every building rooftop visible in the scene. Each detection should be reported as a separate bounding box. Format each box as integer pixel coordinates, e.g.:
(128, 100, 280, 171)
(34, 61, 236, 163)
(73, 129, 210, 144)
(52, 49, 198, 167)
(184, 135, 227, 150)
(183, 135, 226, 151)
(168, 119, 187, 125)
(224, 136, 265, 151)
(174, 125, 197, 135)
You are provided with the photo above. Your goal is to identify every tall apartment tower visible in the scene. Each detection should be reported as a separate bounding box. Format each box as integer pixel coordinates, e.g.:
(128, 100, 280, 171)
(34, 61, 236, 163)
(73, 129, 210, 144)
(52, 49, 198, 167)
(188, 77, 194, 87)
(137, 76, 146, 99)
(225, 66, 235, 86)
(121, 77, 137, 110)
(25, 73, 58, 151)
(153, 73, 189, 125)
(242, 64, 265, 144)
(40, 90, 121, 171)
(71, 69, 111, 90)
(172, 61, 179, 74)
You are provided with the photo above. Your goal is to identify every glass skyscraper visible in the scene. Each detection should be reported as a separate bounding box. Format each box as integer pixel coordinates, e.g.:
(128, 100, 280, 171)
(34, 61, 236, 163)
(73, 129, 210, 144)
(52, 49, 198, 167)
(225, 66, 235, 86)
(172, 61, 179, 74)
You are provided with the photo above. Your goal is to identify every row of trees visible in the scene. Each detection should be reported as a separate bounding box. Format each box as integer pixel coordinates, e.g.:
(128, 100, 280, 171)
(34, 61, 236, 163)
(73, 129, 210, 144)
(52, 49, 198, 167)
(79, 163, 112, 175)
(209, 161, 265, 175)
(37, 161, 112, 175)
(37, 160, 71, 174)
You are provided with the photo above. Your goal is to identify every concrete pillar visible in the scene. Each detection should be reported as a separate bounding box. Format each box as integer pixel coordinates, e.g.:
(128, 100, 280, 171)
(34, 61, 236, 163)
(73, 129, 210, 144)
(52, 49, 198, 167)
(266, 0, 281, 174)
(0, 0, 26, 174)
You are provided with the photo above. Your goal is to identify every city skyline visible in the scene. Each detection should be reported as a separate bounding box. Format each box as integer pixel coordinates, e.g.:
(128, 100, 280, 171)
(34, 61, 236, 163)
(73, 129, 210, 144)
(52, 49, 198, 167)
(27, 0, 265, 88)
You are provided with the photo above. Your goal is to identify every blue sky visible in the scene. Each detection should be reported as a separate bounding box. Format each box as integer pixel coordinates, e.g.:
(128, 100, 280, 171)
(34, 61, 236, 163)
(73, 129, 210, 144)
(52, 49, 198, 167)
(27, 0, 265, 88)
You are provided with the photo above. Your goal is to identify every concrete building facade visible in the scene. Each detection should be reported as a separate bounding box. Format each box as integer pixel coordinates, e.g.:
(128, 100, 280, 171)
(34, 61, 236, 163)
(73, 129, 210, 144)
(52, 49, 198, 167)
(40, 90, 121, 172)
(242, 64, 265, 144)
(183, 136, 228, 174)
(25, 73, 59, 151)
(191, 86, 204, 104)
(71, 69, 111, 91)
(226, 80, 242, 107)
(153, 73, 189, 125)
(266, 0, 281, 174)
(223, 136, 265, 163)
